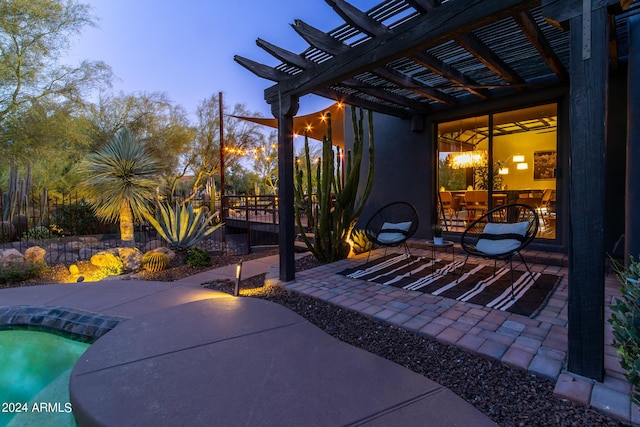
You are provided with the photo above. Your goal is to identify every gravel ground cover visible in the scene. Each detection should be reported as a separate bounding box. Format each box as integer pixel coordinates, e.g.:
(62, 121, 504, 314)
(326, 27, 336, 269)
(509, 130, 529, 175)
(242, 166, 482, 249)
(203, 255, 624, 427)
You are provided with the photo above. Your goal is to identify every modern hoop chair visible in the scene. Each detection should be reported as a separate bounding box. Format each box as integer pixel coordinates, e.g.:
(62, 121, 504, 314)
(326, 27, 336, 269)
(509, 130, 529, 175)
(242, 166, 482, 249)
(457, 203, 539, 299)
(363, 202, 419, 268)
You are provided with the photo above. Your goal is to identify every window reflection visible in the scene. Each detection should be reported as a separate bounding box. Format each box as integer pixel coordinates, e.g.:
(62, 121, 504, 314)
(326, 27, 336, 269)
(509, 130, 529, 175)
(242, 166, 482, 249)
(437, 104, 557, 239)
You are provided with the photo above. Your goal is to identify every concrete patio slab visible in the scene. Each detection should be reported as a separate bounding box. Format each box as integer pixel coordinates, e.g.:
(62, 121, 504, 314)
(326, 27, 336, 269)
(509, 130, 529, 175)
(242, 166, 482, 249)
(70, 298, 497, 427)
(0, 282, 229, 318)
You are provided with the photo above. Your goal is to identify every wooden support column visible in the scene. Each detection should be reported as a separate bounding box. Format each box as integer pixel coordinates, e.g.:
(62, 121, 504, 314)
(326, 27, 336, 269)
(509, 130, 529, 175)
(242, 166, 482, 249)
(626, 14, 640, 262)
(271, 94, 299, 281)
(566, 4, 609, 381)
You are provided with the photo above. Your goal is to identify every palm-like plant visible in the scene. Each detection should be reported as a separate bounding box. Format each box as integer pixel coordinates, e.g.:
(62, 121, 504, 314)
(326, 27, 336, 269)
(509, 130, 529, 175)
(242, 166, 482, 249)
(79, 129, 162, 246)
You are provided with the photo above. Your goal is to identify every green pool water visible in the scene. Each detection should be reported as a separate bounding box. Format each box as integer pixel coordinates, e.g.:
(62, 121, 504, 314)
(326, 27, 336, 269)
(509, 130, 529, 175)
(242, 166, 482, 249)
(0, 330, 90, 427)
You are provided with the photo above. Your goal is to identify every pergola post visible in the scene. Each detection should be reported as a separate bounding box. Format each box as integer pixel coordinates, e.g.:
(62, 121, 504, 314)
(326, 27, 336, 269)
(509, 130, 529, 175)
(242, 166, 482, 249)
(566, 5, 609, 381)
(271, 94, 299, 281)
(626, 14, 640, 262)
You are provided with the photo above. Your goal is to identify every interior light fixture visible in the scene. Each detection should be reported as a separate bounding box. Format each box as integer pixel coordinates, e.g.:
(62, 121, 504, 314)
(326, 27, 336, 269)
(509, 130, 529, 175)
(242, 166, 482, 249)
(498, 167, 510, 175)
(446, 150, 488, 169)
(516, 162, 529, 170)
(513, 154, 525, 163)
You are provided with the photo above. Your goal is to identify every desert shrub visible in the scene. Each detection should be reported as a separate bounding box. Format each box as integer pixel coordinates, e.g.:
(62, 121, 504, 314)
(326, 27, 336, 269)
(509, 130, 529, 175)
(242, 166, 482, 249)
(184, 247, 211, 268)
(51, 201, 118, 236)
(610, 255, 640, 405)
(21, 226, 53, 240)
(141, 251, 170, 272)
(0, 262, 45, 284)
(90, 252, 124, 276)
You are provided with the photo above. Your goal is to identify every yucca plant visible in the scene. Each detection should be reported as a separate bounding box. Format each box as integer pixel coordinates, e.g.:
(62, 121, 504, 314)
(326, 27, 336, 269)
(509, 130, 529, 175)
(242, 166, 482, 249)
(144, 201, 222, 250)
(79, 129, 162, 247)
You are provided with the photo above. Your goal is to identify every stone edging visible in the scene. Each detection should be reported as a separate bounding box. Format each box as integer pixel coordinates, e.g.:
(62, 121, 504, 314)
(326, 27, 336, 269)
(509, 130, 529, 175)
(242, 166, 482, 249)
(0, 305, 128, 342)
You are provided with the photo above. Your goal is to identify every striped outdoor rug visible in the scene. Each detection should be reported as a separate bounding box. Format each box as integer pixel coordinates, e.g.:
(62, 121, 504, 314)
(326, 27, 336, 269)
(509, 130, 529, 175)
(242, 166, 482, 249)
(339, 254, 561, 317)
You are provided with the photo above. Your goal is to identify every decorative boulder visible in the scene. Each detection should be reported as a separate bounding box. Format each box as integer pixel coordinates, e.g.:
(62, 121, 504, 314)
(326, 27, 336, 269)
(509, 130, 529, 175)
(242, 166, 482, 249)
(117, 247, 143, 271)
(151, 246, 176, 260)
(65, 240, 83, 251)
(24, 246, 46, 264)
(79, 248, 100, 260)
(0, 248, 24, 265)
(90, 251, 124, 272)
(78, 236, 100, 245)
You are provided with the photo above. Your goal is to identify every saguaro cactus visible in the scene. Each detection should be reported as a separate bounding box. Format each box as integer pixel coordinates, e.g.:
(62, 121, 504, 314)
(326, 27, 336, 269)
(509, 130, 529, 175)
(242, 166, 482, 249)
(294, 107, 374, 262)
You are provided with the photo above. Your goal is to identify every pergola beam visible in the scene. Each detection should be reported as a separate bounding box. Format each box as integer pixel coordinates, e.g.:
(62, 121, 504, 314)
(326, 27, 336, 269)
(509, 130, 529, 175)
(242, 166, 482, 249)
(454, 33, 526, 87)
(265, 0, 538, 105)
(255, 37, 430, 114)
(513, 11, 570, 81)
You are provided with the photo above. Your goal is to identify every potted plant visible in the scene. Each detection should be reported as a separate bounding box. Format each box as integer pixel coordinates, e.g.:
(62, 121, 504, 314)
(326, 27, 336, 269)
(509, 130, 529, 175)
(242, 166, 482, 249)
(433, 225, 443, 245)
(609, 255, 640, 405)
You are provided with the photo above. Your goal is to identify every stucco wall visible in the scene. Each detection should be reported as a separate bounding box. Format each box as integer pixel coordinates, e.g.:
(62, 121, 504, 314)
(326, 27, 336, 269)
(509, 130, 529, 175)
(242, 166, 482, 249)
(346, 109, 433, 240)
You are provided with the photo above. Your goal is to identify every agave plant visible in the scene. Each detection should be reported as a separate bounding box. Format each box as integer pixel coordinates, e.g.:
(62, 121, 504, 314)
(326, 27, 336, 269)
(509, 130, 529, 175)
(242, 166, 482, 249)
(144, 202, 222, 250)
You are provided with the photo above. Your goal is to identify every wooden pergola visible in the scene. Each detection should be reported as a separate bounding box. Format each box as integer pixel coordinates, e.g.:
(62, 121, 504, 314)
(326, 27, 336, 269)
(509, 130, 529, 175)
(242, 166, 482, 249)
(235, 0, 640, 382)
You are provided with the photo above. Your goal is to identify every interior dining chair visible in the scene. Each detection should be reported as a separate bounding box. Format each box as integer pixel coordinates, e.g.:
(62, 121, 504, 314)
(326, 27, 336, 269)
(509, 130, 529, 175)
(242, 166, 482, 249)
(439, 191, 461, 230)
(457, 203, 540, 299)
(363, 201, 419, 269)
(464, 190, 488, 222)
(537, 189, 553, 224)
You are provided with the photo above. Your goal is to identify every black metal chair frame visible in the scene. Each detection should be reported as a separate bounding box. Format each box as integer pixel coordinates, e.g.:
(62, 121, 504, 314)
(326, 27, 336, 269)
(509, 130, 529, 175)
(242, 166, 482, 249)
(457, 203, 540, 299)
(363, 201, 419, 268)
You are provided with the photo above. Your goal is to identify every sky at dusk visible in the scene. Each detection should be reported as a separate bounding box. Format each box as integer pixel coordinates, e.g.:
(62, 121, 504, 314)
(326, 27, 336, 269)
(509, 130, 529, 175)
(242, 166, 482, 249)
(64, 0, 380, 119)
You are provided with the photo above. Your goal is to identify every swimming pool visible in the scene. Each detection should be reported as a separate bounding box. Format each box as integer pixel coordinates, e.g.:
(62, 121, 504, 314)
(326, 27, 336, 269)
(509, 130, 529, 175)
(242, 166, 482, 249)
(0, 330, 90, 427)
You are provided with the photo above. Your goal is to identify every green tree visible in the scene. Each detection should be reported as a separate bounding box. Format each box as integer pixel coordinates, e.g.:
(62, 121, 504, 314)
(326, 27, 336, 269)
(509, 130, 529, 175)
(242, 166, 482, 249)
(0, 0, 111, 124)
(79, 128, 162, 246)
(438, 157, 466, 190)
(85, 92, 194, 188)
(181, 93, 263, 201)
(251, 131, 278, 195)
(0, 99, 94, 194)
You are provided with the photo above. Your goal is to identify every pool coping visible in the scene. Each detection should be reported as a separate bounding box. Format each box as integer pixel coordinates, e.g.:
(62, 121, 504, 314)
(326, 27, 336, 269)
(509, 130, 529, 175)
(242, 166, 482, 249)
(0, 305, 129, 342)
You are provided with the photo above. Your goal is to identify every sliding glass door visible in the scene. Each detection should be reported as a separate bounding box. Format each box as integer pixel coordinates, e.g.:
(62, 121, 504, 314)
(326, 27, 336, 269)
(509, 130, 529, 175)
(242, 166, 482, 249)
(437, 103, 557, 239)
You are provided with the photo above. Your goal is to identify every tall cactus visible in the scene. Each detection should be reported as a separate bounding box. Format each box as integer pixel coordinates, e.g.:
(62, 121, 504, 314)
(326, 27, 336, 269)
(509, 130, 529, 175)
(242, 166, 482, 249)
(294, 107, 374, 262)
(2, 160, 31, 222)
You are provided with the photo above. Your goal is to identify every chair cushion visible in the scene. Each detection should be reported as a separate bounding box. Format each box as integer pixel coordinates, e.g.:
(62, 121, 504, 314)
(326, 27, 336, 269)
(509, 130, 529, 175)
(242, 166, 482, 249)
(476, 221, 529, 255)
(377, 221, 412, 244)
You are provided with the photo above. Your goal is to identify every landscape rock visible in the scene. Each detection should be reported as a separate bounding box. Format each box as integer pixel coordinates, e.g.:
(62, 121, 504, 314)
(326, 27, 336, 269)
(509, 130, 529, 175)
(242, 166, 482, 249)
(117, 247, 143, 271)
(90, 251, 124, 271)
(0, 248, 24, 265)
(24, 246, 46, 264)
(78, 236, 100, 245)
(151, 246, 175, 260)
(79, 248, 100, 260)
(65, 241, 82, 251)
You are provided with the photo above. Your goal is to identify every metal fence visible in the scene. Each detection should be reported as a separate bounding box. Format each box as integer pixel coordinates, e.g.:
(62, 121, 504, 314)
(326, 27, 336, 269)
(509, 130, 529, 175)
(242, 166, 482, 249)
(0, 193, 281, 265)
